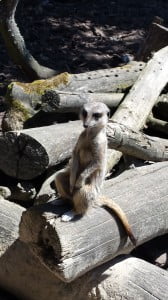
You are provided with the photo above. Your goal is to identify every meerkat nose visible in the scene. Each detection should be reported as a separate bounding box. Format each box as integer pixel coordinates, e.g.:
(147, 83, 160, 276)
(84, 124, 88, 128)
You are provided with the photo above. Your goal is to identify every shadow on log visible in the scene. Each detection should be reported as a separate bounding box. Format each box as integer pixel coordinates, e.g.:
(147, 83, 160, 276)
(19, 161, 168, 282)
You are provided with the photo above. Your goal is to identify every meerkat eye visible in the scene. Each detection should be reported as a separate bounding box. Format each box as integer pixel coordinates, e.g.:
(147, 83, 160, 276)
(107, 111, 110, 118)
(82, 109, 87, 118)
(93, 113, 102, 120)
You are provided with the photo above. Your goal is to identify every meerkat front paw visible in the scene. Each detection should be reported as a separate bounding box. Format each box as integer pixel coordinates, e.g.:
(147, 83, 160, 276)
(61, 210, 75, 222)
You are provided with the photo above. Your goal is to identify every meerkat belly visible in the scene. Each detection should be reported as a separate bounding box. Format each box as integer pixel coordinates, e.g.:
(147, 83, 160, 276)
(79, 147, 92, 169)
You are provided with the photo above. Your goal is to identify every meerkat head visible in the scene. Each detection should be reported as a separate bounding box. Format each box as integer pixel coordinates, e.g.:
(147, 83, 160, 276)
(80, 102, 110, 130)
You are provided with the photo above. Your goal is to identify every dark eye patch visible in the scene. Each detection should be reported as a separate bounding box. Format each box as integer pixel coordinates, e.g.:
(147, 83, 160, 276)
(93, 113, 102, 119)
(82, 108, 87, 118)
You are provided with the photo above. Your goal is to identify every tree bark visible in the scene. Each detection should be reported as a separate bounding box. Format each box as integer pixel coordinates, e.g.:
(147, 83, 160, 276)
(0, 0, 57, 80)
(19, 161, 168, 282)
(107, 122, 168, 162)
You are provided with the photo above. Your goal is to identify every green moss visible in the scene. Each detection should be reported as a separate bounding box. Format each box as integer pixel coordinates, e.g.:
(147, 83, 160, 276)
(15, 72, 70, 95)
(10, 99, 31, 121)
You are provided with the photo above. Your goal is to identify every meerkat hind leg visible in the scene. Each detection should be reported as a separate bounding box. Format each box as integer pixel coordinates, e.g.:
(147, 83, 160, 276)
(73, 185, 96, 214)
(55, 169, 72, 200)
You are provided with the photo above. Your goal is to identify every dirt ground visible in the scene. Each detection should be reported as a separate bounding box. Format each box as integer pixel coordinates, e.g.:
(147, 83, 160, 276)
(0, 0, 168, 110)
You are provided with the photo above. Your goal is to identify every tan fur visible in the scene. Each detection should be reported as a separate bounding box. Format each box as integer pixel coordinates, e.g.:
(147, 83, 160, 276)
(55, 102, 136, 245)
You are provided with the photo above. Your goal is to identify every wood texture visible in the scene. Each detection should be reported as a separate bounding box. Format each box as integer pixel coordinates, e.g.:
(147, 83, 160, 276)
(0, 198, 25, 256)
(107, 122, 168, 162)
(42, 91, 124, 113)
(19, 161, 168, 282)
(1, 252, 168, 300)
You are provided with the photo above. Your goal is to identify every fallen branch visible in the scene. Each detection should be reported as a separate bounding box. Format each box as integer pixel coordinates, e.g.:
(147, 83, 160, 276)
(19, 161, 168, 282)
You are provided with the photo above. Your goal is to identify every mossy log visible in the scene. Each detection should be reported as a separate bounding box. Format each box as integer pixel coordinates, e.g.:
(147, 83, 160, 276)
(107, 122, 168, 162)
(2, 62, 145, 131)
(0, 0, 57, 80)
(19, 161, 168, 282)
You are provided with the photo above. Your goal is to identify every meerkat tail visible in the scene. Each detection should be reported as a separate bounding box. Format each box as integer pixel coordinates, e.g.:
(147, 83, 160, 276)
(100, 196, 136, 246)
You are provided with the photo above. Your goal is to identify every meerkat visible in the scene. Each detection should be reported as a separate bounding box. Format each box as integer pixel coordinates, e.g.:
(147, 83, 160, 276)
(55, 102, 136, 245)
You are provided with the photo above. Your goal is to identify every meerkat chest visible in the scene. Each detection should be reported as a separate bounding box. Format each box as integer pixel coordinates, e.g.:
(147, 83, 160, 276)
(79, 145, 93, 167)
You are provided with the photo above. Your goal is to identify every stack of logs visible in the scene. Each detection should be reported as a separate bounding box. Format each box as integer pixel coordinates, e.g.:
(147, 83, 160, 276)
(1, 20, 168, 300)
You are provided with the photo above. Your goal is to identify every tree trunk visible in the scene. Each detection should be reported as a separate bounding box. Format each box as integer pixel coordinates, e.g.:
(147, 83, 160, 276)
(0, 0, 57, 80)
(19, 161, 168, 282)
(107, 122, 168, 162)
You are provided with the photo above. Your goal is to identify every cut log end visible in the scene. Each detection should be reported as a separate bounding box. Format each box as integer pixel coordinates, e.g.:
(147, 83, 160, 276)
(0, 132, 48, 179)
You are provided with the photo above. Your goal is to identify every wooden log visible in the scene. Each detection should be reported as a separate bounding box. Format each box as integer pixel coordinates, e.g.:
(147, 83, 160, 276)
(0, 198, 25, 255)
(137, 22, 168, 61)
(0, 113, 167, 181)
(105, 45, 168, 169)
(19, 161, 168, 282)
(107, 122, 168, 162)
(0, 121, 82, 180)
(0, 121, 119, 180)
(1, 247, 168, 300)
(2, 61, 145, 131)
(42, 91, 124, 113)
